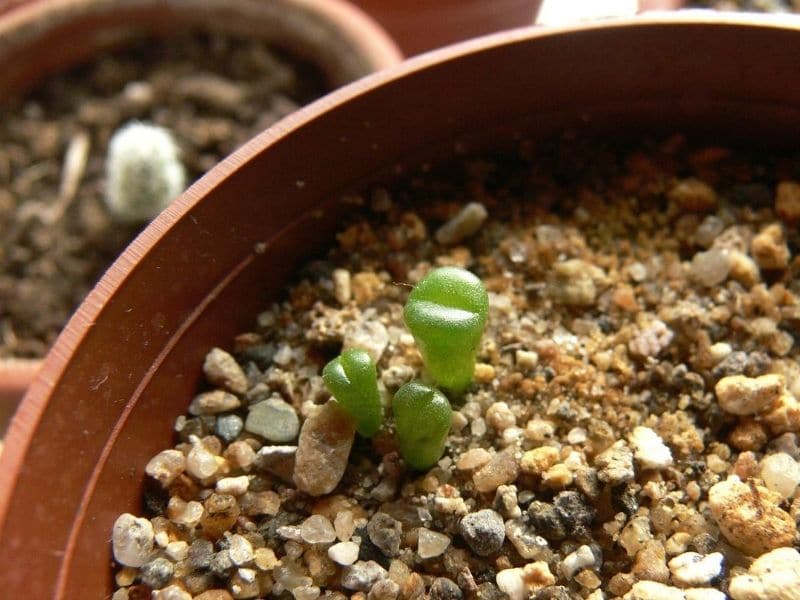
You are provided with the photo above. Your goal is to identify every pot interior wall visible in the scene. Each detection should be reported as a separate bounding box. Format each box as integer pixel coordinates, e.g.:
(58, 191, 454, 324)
(2, 17, 800, 597)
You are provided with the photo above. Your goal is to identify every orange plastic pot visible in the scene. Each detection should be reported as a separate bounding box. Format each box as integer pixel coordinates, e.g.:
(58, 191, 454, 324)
(3, 9, 800, 599)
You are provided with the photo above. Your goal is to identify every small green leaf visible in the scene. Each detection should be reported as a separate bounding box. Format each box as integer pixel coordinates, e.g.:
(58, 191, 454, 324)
(322, 348, 382, 437)
(403, 267, 489, 394)
(392, 381, 452, 470)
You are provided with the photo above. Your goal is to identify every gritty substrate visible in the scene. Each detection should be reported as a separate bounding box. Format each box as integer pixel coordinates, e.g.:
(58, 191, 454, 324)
(113, 136, 800, 600)
(0, 31, 325, 358)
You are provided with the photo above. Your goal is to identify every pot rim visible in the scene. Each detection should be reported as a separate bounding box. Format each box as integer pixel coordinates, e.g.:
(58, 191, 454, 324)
(3, 10, 800, 592)
(0, 0, 403, 94)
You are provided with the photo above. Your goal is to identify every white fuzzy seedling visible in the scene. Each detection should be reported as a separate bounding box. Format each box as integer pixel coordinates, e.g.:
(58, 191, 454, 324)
(105, 122, 186, 223)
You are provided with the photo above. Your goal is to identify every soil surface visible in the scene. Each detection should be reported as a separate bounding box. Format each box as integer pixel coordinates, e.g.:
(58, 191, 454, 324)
(113, 135, 800, 599)
(0, 31, 326, 358)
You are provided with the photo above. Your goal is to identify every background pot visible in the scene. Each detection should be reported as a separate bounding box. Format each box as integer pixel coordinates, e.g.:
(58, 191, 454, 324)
(0, 0, 401, 424)
(349, 0, 542, 55)
(3, 10, 800, 599)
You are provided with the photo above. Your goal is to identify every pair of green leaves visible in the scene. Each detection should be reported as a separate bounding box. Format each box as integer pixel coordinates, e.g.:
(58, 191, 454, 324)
(322, 267, 488, 470)
(323, 352, 451, 471)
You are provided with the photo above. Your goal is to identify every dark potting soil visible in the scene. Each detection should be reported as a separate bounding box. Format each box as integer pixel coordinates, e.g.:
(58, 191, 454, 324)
(0, 31, 327, 358)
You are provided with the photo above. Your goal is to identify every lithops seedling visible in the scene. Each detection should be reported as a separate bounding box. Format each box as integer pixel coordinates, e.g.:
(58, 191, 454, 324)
(392, 380, 452, 470)
(322, 347, 383, 437)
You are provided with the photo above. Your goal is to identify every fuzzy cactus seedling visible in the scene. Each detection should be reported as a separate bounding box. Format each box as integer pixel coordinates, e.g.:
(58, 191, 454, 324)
(322, 348, 383, 437)
(404, 266, 489, 394)
(105, 121, 186, 223)
(392, 381, 452, 470)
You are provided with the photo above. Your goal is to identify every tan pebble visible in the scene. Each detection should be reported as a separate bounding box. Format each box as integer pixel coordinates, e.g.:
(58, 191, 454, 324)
(146, 449, 186, 487)
(706, 453, 729, 474)
(334, 510, 356, 541)
(456, 448, 492, 471)
(520, 446, 559, 476)
(417, 527, 450, 559)
(608, 573, 636, 597)
(665, 532, 693, 556)
(203, 347, 248, 395)
(201, 493, 240, 541)
(435, 202, 488, 245)
(542, 463, 573, 489)
(189, 389, 241, 416)
(472, 450, 519, 493)
(515, 349, 538, 371)
(775, 181, 800, 223)
(715, 373, 784, 416)
(708, 475, 796, 555)
(167, 497, 204, 526)
(253, 547, 279, 571)
(729, 419, 768, 451)
(728, 547, 800, 600)
(216, 475, 250, 496)
(549, 259, 607, 306)
(668, 177, 718, 212)
(631, 539, 670, 583)
(521, 561, 556, 590)
(762, 392, 800, 435)
(225, 441, 257, 470)
(574, 569, 601, 589)
(728, 250, 761, 287)
(332, 269, 352, 304)
(433, 496, 468, 515)
(732, 451, 760, 481)
(293, 400, 356, 496)
(619, 515, 653, 558)
(623, 580, 686, 600)
(239, 490, 280, 517)
(486, 401, 515, 430)
(152, 586, 192, 600)
(473, 362, 495, 384)
(115, 566, 138, 586)
(351, 272, 383, 304)
(186, 440, 219, 480)
(751, 223, 790, 270)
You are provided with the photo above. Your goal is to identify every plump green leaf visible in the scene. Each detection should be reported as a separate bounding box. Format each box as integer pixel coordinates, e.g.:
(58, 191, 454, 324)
(403, 267, 489, 394)
(392, 381, 452, 470)
(322, 348, 382, 437)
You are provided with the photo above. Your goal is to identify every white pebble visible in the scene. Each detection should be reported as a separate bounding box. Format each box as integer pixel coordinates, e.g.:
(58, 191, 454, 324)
(186, 441, 219, 479)
(496, 568, 526, 600)
(216, 475, 250, 496)
(165, 540, 188, 561)
(668, 552, 724, 587)
(435, 202, 488, 245)
(328, 541, 360, 566)
(685, 590, 727, 600)
(690, 247, 731, 287)
(112, 513, 154, 567)
(561, 544, 597, 579)
(760, 452, 800, 499)
(228, 534, 254, 566)
(417, 527, 450, 559)
(145, 449, 186, 486)
(301, 514, 337, 544)
(152, 585, 191, 600)
(630, 426, 673, 470)
(729, 547, 800, 600)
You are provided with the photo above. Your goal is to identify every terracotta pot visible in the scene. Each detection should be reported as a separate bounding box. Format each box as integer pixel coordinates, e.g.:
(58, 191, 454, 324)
(0, 359, 40, 433)
(0, 0, 400, 421)
(0, 0, 401, 100)
(2, 10, 800, 598)
(349, 0, 542, 55)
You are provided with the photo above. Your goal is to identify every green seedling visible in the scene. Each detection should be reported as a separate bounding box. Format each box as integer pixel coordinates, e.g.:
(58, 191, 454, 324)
(392, 381, 452, 470)
(322, 348, 382, 437)
(403, 266, 489, 394)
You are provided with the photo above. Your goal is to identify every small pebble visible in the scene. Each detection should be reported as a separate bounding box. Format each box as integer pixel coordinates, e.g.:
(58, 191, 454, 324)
(435, 202, 488, 245)
(459, 509, 505, 556)
(293, 401, 356, 496)
(668, 178, 718, 212)
(152, 585, 192, 600)
(145, 449, 186, 486)
(715, 373, 784, 416)
(560, 544, 597, 579)
(216, 475, 250, 496)
(186, 440, 219, 479)
(751, 223, 790, 270)
(227, 534, 254, 566)
(140, 556, 174, 589)
(367, 512, 402, 557)
(456, 448, 492, 471)
(629, 426, 673, 470)
(623, 580, 685, 600)
(342, 560, 388, 592)
(417, 527, 450, 559)
(301, 514, 337, 544)
(595, 440, 635, 484)
(245, 396, 300, 443)
(429, 577, 462, 600)
(472, 450, 519, 493)
(668, 552, 724, 587)
(343, 319, 389, 363)
(215, 414, 244, 442)
(188, 389, 241, 416)
(759, 452, 800, 499)
(690, 248, 731, 287)
(332, 268, 352, 304)
(203, 347, 248, 394)
(112, 513, 155, 567)
(328, 541, 360, 566)
(708, 475, 796, 555)
(775, 181, 800, 222)
(728, 547, 800, 600)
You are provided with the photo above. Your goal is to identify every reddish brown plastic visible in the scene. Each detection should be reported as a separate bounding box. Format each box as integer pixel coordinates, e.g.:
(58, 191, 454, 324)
(3, 12, 800, 599)
(351, 0, 542, 55)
